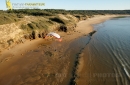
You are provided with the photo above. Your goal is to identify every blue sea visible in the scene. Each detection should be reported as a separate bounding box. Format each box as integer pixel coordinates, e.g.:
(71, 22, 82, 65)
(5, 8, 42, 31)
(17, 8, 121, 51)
(81, 16, 130, 85)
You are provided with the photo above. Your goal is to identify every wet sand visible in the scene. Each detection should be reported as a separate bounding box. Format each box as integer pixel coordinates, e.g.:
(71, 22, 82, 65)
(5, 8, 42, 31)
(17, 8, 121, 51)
(0, 15, 119, 85)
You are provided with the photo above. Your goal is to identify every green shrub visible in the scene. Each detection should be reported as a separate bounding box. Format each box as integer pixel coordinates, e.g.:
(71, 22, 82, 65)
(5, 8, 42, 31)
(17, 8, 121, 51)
(20, 19, 52, 32)
(50, 17, 65, 24)
(0, 13, 21, 25)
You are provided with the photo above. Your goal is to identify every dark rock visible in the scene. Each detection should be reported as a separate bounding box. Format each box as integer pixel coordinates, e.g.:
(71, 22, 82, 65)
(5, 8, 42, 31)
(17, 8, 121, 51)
(89, 30, 96, 36)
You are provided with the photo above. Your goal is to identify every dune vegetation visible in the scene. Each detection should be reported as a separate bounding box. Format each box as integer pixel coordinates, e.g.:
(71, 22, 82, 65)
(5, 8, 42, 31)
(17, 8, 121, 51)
(0, 9, 130, 52)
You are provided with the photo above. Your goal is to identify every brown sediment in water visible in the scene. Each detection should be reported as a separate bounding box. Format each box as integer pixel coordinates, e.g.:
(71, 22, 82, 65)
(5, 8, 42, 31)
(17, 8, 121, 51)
(0, 15, 121, 85)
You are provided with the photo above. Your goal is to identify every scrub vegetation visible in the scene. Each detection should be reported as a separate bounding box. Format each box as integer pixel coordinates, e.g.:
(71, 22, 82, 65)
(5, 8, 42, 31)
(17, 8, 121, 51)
(0, 9, 130, 51)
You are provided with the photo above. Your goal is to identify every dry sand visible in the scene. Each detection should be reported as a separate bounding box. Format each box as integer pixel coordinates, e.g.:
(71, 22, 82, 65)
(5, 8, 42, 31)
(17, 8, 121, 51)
(0, 15, 120, 85)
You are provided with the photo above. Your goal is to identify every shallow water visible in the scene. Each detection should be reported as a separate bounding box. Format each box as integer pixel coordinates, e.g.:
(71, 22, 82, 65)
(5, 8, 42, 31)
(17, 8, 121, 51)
(78, 17, 130, 85)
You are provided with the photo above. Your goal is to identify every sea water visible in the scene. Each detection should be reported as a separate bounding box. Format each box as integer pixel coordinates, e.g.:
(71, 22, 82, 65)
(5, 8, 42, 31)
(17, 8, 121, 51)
(83, 16, 130, 85)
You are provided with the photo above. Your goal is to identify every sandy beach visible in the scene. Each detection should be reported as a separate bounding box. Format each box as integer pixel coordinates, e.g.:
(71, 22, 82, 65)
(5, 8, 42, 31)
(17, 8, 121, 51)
(0, 15, 120, 85)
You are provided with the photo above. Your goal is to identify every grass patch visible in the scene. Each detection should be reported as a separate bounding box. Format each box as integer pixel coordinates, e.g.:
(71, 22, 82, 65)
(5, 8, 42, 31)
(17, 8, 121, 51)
(20, 19, 53, 32)
(49, 17, 69, 25)
(0, 13, 21, 25)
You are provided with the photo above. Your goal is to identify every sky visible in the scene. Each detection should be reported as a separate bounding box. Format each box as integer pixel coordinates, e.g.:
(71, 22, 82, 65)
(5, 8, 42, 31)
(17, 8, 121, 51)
(1, 0, 130, 10)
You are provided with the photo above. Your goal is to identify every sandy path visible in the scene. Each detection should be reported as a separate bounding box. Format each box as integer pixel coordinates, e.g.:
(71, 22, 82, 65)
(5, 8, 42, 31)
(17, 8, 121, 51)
(0, 15, 120, 85)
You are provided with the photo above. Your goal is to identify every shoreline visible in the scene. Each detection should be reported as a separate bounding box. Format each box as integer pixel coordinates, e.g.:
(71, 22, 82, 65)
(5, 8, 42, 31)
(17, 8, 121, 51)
(59, 14, 122, 43)
(67, 14, 128, 85)
(75, 15, 130, 85)
(0, 15, 127, 85)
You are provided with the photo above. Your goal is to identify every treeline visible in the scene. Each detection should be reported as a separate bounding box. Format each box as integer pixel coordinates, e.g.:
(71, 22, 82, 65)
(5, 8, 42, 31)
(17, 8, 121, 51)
(67, 10, 130, 15)
(0, 9, 129, 16)
(6, 9, 53, 16)
(40, 9, 130, 15)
